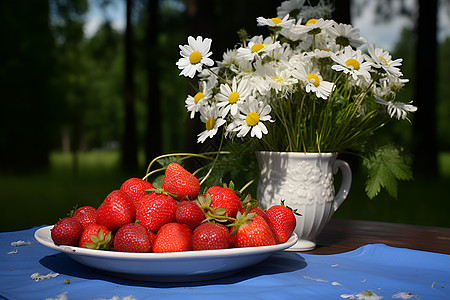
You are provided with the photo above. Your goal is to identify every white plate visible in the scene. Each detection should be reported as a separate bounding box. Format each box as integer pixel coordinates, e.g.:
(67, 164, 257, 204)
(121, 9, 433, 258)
(35, 225, 298, 282)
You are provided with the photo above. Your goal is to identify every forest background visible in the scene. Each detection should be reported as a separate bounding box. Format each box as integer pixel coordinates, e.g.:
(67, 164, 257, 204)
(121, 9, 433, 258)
(1, 0, 450, 232)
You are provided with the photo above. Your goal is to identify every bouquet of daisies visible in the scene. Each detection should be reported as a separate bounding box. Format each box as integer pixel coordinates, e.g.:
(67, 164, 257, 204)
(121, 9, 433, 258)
(175, 0, 417, 198)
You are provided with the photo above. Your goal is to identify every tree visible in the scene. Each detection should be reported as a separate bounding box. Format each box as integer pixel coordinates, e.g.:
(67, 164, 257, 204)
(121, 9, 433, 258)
(122, 0, 139, 171)
(355, 0, 439, 177)
(413, 0, 438, 176)
(50, 0, 89, 174)
(332, 0, 351, 24)
(144, 0, 163, 164)
(0, 1, 62, 172)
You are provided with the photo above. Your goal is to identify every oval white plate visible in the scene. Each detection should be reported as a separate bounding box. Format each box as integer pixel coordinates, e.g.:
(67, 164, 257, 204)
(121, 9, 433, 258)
(35, 225, 298, 282)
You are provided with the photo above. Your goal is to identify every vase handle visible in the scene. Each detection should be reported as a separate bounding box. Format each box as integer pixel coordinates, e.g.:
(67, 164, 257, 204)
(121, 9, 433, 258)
(332, 159, 352, 212)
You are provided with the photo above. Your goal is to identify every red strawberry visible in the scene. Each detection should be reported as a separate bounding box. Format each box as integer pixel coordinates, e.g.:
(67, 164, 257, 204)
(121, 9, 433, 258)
(205, 186, 242, 218)
(51, 217, 83, 246)
(72, 206, 97, 229)
(161, 163, 200, 201)
(265, 201, 297, 243)
(147, 230, 156, 247)
(135, 188, 177, 232)
(120, 177, 155, 208)
(113, 223, 151, 253)
(229, 213, 277, 248)
(192, 222, 230, 251)
(239, 206, 270, 225)
(152, 222, 193, 253)
(175, 200, 205, 229)
(79, 224, 113, 249)
(96, 190, 135, 231)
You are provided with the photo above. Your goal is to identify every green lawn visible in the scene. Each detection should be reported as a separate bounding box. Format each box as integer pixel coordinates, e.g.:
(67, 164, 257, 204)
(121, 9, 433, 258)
(1, 151, 449, 232)
(0, 151, 138, 232)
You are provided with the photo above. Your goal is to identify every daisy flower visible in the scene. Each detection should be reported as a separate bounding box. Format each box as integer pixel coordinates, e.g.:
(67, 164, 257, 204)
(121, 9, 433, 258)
(216, 77, 252, 117)
(176, 36, 214, 78)
(237, 40, 281, 61)
(326, 23, 366, 49)
(330, 46, 373, 82)
(256, 14, 295, 30)
(277, 0, 306, 19)
(292, 62, 334, 99)
(292, 18, 334, 36)
(303, 48, 333, 59)
(247, 73, 272, 96)
(365, 44, 403, 77)
(374, 95, 417, 122)
(267, 63, 299, 96)
(373, 76, 408, 99)
(197, 104, 226, 143)
(230, 98, 273, 139)
(185, 81, 212, 119)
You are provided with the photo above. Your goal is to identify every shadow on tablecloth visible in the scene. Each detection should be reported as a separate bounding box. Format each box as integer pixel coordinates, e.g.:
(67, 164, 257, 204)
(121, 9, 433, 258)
(39, 251, 307, 288)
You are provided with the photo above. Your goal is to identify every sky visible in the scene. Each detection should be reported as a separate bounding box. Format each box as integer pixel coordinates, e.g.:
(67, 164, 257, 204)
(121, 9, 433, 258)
(84, 0, 450, 52)
(85, 0, 126, 37)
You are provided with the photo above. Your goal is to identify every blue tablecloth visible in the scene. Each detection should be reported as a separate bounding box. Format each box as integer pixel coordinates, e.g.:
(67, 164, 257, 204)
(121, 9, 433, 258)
(1, 226, 449, 300)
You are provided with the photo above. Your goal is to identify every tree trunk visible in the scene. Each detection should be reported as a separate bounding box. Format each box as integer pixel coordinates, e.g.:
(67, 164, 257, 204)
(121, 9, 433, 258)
(413, 0, 438, 176)
(332, 0, 351, 24)
(145, 0, 162, 165)
(122, 0, 138, 172)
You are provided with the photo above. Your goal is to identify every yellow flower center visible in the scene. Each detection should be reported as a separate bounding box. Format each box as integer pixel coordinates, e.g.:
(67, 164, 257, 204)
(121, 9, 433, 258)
(305, 19, 318, 26)
(272, 75, 283, 83)
(251, 43, 264, 53)
(345, 58, 360, 70)
(307, 73, 320, 87)
(194, 92, 205, 104)
(205, 117, 216, 130)
(228, 92, 240, 104)
(379, 56, 389, 66)
(271, 17, 282, 25)
(246, 112, 260, 126)
(189, 51, 202, 64)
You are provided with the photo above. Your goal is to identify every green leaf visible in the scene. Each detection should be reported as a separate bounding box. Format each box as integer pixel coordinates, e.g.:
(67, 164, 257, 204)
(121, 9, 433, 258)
(363, 145, 413, 199)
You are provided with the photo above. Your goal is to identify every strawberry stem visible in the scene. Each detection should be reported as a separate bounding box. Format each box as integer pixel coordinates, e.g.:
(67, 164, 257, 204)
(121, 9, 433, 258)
(198, 129, 225, 186)
(142, 151, 231, 182)
(239, 179, 255, 195)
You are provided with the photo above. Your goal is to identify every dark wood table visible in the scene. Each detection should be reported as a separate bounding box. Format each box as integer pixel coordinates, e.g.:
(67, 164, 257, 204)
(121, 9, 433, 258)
(303, 218, 450, 255)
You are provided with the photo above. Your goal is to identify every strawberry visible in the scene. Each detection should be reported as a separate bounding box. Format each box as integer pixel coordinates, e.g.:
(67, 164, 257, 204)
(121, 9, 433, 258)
(135, 188, 178, 232)
(96, 190, 136, 231)
(161, 163, 200, 201)
(113, 222, 151, 253)
(51, 217, 83, 246)
(205, 186, 242, 218)
(196, 194, 234, 224)
(265, 201, 298, 243)
(229, 213, 277, 248)
(120, 177, 155, 208)
(192, 222, 230, 250)
(79, 224, 113, 249)
(72, 206, 97, 229)
(147, 230, 156, 247)
(239, 206, 270, 225)
(152, 222, 193, 253)
(175, 200, 205, 229)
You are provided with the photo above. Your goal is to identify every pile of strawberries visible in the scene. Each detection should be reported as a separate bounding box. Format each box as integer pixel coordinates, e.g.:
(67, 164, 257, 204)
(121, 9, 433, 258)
(50, 163, 297, 253)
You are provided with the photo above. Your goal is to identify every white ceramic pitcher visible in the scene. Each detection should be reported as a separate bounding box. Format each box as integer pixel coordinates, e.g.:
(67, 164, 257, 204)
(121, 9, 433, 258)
(256, 151, 352, 251)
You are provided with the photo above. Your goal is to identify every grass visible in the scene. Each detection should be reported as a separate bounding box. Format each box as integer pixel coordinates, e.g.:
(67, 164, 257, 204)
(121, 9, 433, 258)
(0, 151, 143, 232)
(1, 151, 449, 232)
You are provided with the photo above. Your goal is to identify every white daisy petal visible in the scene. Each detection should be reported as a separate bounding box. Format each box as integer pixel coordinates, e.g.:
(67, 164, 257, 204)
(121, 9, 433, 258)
(176, 36, 214, 78)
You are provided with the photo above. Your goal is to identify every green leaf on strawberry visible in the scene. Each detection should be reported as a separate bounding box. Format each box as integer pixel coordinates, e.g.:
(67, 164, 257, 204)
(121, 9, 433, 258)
(84, 228, 113, 250)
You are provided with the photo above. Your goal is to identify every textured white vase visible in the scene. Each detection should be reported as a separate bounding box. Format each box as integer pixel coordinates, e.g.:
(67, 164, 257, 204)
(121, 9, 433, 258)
(256, 151, 352, 251)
